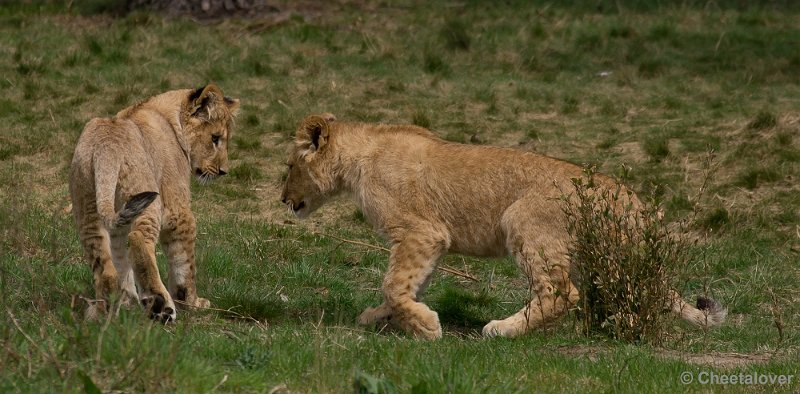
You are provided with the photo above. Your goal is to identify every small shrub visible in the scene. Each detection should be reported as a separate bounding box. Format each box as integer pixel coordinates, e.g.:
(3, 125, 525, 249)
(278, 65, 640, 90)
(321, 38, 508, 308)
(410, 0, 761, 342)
(112, 90, 130, 106)
(775, 131, 792, 146)
(440, 19, 470, 51)
(563, 169, 685, 343)
(411, 110, 431, 129)
(560, 95, 579, 114)
(443, 131, 466, 143)
(597, 138, 615, 150)
(642, 135, 670, 161)
(234, 136, 261, 151)
(235, 346, 271, 370)
(648, 22, 676, 41)
(748, 110, 777, 130)
(353, 370, 398, 394)
(385, 80, 405, 93)
(736, 167, 781, 189)
(0, 99, 17, 118)
(608, 22, 633, 39)
(230, 162, 263, 182)
(249, 59, 273, 77)
(206, 65, 227, 82)
(351, 209, 367, 223)
(637, 58, 666, 78)
(698, 206, 730, 232)
(667, 194, 693, 212)
(244, 113, 260, 127)
(422, 50, 451, 75)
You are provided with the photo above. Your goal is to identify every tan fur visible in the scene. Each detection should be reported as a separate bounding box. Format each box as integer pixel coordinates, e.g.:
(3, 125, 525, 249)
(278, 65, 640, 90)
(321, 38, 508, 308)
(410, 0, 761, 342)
(281, 114, 726, 339)
(69, 85, 240, 322)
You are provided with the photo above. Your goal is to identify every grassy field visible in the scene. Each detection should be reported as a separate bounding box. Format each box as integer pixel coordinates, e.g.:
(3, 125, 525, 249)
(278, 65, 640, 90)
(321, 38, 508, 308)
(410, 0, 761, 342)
(1, 1, 799, 392)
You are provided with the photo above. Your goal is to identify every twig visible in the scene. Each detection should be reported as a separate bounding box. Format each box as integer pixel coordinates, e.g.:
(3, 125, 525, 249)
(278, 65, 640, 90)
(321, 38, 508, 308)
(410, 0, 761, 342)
(311, 231, 480, 281)
(438, 264, 479, 282)
(174, 300, 267, 328)
(95, 299, 121, 364)
(110, 357, 138, 389)
(207, 374, 229, 393)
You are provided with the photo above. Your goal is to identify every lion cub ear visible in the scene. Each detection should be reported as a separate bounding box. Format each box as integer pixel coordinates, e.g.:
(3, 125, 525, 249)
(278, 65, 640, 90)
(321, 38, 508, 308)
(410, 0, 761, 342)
(223, 96, 241, 115)
(296, 114, 331, 151)
(188, 84, 234, 121)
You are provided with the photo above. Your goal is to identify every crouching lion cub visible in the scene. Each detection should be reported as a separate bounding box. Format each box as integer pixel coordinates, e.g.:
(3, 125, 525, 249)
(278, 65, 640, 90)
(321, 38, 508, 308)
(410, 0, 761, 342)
(280, 114, 726, 339)
(70, 84, 240, 322)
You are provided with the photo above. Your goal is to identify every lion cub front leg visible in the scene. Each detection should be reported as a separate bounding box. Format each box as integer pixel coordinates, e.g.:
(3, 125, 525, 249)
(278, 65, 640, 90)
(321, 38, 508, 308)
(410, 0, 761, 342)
(161, 209, 210, 310)
(373, 233, 446, 340)
(358, 269, 436, 325)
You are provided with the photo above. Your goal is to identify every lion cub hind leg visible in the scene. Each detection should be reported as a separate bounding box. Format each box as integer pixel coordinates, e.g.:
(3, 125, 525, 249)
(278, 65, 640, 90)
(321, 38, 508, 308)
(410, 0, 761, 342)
(161, 210, 210, 310)
(483, 204, 578, 338)
(79, 224, 118, 320)
(482, 247, 577, 338)
(110, 232, 139, 307)
(128, 213, 176, 323)
(380, 232, 448, 340)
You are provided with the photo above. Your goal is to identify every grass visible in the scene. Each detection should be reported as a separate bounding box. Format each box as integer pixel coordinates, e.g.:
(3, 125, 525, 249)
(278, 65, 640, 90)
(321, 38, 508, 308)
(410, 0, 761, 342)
(1, 1, 799, 392)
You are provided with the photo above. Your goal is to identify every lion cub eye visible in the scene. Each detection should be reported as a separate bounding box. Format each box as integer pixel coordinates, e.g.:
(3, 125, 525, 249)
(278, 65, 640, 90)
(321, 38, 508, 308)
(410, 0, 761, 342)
(211, 135, 221, 145)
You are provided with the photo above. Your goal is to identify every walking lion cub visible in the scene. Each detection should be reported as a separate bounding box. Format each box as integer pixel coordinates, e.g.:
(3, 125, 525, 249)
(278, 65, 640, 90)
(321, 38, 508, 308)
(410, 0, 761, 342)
(70, 85, 239, 322)
(280, 114, 725, 339)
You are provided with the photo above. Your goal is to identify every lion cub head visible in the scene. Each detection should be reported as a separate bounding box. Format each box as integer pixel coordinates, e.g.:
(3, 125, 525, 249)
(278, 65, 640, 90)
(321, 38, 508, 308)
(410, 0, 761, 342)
(281, 113, 337, 218)
(182, 85, 240, 185)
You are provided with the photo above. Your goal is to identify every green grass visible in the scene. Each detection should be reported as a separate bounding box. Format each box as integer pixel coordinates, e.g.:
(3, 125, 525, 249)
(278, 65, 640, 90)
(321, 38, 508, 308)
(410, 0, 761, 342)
(1, 1, 799, 392)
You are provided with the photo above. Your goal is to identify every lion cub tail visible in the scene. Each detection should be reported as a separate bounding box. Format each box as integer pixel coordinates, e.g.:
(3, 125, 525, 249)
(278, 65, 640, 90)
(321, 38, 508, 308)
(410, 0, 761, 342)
(668, 290, 727, 328)
(98, 190, 159, 230)
(112, 192, 159, 228)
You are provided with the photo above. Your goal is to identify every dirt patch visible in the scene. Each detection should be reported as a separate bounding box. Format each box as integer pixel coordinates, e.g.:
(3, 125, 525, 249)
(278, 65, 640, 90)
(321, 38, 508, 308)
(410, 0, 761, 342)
(125, 0, 328, 22)
(659, 350, 774, 369)
(556, 345, 776, 369)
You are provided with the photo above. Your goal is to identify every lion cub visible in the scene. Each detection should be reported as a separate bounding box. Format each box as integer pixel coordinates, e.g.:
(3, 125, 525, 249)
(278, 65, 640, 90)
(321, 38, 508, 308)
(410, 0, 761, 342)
(281, 114, 726, 339)
(70, 85, 239, 322)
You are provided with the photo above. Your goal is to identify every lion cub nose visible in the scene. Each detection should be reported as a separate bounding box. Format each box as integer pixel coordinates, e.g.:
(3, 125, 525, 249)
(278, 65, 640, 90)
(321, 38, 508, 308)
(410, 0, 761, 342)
(218, 168, 227, 176)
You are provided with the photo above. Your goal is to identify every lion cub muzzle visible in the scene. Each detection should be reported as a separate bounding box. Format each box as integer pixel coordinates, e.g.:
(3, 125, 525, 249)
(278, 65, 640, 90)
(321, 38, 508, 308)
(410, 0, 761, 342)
(281, 197, 307, 217)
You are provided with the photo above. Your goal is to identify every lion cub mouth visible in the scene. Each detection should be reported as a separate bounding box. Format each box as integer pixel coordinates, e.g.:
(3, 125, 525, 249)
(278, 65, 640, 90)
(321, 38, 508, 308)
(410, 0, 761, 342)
(288, 201, 307, 218)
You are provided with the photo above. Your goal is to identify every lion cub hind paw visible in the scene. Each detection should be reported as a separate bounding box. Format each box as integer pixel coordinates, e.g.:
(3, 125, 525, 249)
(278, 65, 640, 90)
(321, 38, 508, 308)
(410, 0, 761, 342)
(357, 304, 393, 325)
(194, 297, 211, 309)
(141, 294, 177, 323)
(482, 319, 523, 338)
(84, 301, 107, 322)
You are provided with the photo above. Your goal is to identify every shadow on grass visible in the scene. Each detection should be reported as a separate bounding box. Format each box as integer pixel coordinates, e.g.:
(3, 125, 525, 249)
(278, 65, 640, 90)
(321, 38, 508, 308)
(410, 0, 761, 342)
(432, 287, 495, 332)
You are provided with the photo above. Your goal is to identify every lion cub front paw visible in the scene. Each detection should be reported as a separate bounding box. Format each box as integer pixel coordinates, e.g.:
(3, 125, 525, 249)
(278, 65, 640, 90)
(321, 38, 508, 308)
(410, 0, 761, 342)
(357, 303, 393, 325)
(398, 307, 442, 340)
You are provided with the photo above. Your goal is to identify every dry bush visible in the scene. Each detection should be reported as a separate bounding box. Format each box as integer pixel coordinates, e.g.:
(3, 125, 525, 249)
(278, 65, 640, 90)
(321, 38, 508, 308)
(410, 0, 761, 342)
(562, 169, 687, 344)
